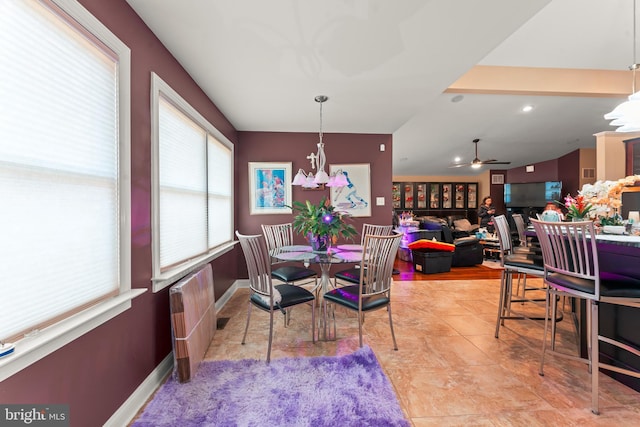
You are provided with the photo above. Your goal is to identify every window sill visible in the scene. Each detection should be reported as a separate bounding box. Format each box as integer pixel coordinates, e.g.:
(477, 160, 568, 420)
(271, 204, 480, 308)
(152, 241, 238, 293)
(0, 289, 146, 382)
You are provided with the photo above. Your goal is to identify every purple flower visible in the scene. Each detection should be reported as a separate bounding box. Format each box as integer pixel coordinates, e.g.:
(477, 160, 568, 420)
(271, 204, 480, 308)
(322, 214, 333, 224)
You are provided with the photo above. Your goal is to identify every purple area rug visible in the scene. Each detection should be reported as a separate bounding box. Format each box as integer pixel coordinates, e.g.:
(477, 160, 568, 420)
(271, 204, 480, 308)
(131, 346, 409, 427)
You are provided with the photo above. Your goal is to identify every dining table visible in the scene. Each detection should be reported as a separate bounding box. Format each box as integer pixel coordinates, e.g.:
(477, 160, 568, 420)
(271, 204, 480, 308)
(270, 243, 364, 340)
(271, 244, 363, 294)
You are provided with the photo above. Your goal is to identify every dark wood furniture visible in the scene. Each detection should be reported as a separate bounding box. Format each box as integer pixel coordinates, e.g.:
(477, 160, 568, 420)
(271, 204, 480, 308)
(392, 181, 478, 222)
(624, 136, 640, 176)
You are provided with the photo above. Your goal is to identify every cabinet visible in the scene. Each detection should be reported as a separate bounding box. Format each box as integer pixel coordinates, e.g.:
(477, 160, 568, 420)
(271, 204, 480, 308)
(625, 137, 640, 176)
(393, 181, 478, 212)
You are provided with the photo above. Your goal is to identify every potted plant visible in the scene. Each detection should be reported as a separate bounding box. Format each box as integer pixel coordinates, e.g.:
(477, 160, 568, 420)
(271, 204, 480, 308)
(290, 196, 358, 251)
(559, 194, 594, 221)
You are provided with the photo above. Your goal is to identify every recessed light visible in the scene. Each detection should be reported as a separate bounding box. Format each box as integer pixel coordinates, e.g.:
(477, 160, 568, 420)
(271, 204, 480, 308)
(522, 105, 533, 113)
(454, 156, 461, 162)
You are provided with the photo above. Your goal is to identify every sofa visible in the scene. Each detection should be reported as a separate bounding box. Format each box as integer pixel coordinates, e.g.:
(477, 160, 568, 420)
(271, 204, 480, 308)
(440, 225, 484, 267)
(415, 216, 483, 267)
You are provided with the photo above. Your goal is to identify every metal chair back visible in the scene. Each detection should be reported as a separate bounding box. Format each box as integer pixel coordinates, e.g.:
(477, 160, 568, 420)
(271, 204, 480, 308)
(512, 214, 527, 246)
(261, 223, 295, 252)
(530, 219, 600, 301)
(360, 223, 393, 245)
(359, 233, 402, 295)
(236, 231, 273, 299)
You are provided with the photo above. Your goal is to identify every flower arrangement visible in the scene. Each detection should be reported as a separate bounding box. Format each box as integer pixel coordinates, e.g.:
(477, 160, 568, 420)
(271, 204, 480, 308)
(290, 197, 358, 249)
(561, 194, 594, 220)
(579, 174, 640, 219)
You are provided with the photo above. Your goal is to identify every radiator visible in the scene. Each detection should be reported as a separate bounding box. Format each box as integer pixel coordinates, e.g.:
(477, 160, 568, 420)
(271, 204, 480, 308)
(169, 264, 216, 383)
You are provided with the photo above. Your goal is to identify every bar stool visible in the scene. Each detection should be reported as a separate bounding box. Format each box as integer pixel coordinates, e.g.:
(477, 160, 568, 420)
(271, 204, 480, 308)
(531, 219, 640, 415)
(512, 213, 543, 298)
(493, 215, 545, 338)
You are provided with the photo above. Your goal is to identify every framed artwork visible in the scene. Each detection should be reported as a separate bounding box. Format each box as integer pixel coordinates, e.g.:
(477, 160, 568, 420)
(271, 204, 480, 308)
(248, 162, 292, 215)
(329, 163, 371, 217)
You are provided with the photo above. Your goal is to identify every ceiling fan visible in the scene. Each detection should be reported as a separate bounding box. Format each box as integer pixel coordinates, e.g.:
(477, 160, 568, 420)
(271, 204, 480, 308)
(449, 138, 511, 169)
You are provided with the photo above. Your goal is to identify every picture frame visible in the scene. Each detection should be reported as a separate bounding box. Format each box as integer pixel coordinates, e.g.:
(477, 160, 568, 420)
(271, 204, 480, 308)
(248, 162, 292, 215)
(329, 163, 371, 217)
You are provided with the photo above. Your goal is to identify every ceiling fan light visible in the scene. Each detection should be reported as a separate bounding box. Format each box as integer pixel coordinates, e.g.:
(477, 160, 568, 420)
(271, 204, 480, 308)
(471, 163, 482, 169)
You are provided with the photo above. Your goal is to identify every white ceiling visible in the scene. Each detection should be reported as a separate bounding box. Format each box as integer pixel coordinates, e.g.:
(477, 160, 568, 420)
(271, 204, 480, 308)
(125, 0, 635, 176)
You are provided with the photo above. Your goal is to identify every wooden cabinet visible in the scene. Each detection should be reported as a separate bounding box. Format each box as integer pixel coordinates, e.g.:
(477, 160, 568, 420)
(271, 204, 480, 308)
(429, 183, 440, 208)
(393, 181, 478, 213)
(467, 183, 478, 209)
(625, 137, 640, 176)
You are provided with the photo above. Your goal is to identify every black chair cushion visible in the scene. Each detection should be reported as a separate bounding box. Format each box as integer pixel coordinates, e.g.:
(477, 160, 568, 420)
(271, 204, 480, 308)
(334, 267, 361, 284)
(324, 285, 389, 311)
(503, 253, 544, 271)
(250, 284, 315, 311)
(548, 272, 640, 298)
(271, 266, 316, 283)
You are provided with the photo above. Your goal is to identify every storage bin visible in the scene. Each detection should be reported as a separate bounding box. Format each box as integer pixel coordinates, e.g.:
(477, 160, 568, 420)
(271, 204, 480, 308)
(397, 247, 412, 262)
(411, 250, 453, 274)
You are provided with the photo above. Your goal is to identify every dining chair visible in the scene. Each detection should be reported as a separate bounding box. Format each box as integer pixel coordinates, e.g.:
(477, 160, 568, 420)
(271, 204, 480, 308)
(236, 231, 316, 363)
(323, 233, 403, 348)
(261, 223, 318, 294)
(493, 215, 546, 338)
(531, 219, 640, 415)
(333, 223, 393, 288)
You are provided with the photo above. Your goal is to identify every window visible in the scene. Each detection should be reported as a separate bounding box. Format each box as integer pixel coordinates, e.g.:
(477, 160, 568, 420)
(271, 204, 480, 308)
(151, 73, 234, 292)
(0, 0, 139, 381)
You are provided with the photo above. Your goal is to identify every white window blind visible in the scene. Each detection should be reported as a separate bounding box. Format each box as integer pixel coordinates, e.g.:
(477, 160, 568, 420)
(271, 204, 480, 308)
(0, 0, 125, 342)
(208, 135, 233, 247)
(158, 97, 208, 269)
(152, 74, 234, 286)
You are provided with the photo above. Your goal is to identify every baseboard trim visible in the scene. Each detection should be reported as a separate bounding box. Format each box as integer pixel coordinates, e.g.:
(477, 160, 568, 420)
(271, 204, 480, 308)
(108, 279, 247, 426)
(104, 352, 172, 427)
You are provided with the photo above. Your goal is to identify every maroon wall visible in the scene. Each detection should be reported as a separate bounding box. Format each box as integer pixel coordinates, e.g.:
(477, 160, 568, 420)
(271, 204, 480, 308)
(0, 1, 239, 426)
(490, 150, 581, 213)
(506, 158, 559, 183)
(557, 149, 581, 195)
(236, 131, 393, 276)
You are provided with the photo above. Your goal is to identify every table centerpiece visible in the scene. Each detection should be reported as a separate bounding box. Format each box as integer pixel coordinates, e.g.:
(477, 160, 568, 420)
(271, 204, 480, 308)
(291, 196, 357, 252)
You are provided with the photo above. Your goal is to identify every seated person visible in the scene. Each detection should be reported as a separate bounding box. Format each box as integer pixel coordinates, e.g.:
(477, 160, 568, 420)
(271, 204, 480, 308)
(539, 202, 562, 222)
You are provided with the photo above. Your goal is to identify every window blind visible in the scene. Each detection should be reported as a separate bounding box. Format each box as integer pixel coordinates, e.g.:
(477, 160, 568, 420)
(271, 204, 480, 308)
(0, 0, 120, 341)
(158, 97, 208, 269)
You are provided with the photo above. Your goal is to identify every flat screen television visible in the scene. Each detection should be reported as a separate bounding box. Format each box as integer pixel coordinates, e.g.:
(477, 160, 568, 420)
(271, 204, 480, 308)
(504, 181, 562, 208)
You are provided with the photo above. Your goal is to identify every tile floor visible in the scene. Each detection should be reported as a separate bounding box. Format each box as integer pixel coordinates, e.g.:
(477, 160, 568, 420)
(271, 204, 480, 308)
(204, 276, 640, 426)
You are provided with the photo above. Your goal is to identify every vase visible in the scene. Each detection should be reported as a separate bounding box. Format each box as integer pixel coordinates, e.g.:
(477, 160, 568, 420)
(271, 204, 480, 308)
(308, 233, 331, 252)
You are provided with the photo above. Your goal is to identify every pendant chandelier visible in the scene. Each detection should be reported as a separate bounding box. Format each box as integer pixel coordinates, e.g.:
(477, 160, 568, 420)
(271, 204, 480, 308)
(604, 0, 640, 132)
(292, 96, 348, 189)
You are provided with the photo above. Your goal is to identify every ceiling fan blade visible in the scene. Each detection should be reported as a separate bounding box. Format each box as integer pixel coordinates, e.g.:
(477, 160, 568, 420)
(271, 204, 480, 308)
(448, 163, 470, 168)
(482, 160, 511, 165)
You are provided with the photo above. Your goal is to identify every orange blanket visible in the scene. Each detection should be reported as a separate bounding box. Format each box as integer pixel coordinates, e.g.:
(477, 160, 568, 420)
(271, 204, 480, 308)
(408, 239, 455, 252)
